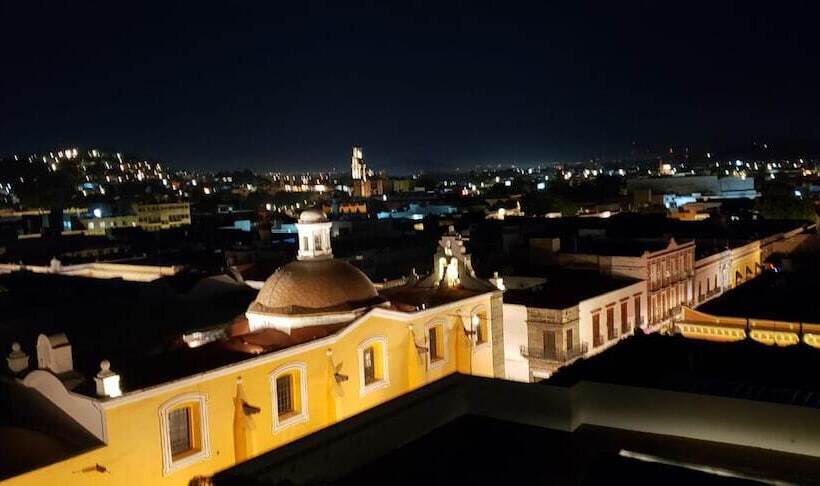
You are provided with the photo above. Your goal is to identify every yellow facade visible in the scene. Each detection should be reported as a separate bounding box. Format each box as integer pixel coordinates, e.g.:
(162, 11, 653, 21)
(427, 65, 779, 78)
(81, 215, 138, 235)
(676, 306, 820, 349)
(729, 241, 761, 288)
(6, 295, 497, 486)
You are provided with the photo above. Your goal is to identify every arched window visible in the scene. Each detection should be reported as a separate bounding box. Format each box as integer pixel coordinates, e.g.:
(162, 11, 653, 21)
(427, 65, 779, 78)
(270, 363, 309, 432)
(158, 392, 211, 476)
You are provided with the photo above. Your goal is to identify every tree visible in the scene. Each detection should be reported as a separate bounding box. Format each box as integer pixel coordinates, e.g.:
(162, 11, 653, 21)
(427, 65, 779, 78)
(755, 183, 815, 221)
(521, 191, 578, 217)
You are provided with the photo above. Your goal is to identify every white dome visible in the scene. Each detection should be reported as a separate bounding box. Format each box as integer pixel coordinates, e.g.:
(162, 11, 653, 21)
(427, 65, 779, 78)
(298, 209, 327, 224)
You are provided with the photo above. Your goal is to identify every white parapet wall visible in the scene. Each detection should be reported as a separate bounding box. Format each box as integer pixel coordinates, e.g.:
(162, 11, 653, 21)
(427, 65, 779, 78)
(0, 262, 181, 282)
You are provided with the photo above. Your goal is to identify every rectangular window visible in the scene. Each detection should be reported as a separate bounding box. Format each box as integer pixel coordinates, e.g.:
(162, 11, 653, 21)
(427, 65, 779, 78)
(566, 329, 573, 351)
(634, 295, 641, 326)
(592, 313, 601, 347)
(276, 374, 293, 416)
(606, 307, 615, 340)
(168, 407, 192, 458)
(543, 331, 556, 359)
(429, 326, 442, 361)
(363, 346, 376, 385)
(621, 301, 629, 333)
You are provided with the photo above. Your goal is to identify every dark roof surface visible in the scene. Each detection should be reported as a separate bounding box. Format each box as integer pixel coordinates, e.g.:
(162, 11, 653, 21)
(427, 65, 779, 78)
(504, 269, 642, 308)
(214, 375, 820, 485)
(561, 237, 687, 257)
(113, 322, 348, 392)
(338, 416, 755, 486)
(0, 271, 256, 395)
(698, 270, 820, 323)
(549, 333, 820, 408)
(380, 285, 488, 311)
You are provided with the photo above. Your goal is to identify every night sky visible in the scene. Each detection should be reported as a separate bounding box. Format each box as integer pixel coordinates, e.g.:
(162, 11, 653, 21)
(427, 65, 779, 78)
(2, 1, 819, 172)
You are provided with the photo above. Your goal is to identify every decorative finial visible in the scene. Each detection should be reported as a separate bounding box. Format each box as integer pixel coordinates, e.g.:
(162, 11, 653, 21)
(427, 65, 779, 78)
(95, 359, 122, 398)
(7, 342, 29, 374)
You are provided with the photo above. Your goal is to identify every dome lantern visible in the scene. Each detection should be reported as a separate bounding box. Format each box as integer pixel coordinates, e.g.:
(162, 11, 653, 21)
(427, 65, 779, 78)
(296, 209, 333, 261)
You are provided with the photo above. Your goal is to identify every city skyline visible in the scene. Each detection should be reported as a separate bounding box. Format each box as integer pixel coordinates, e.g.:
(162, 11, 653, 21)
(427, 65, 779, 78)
(3, 2, 820, 171)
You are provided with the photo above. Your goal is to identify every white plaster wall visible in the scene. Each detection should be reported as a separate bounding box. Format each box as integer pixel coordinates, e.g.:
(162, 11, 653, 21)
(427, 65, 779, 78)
(579, 279, 647, 359)
(501, 303, 529, 382)
(23, 370, 107, 442)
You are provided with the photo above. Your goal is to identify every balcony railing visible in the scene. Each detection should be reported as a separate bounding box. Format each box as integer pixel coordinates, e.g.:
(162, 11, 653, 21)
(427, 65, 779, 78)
(696, 287, 723, 304)
(606, 327, 621, 341)
(650, 271, 694, 291)
(520, 343, 589, 362)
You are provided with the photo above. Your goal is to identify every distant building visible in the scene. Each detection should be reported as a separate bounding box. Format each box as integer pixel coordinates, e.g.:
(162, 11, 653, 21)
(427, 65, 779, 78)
(325, 201, 367, 216)
(628, 175, 758, 205)
(0, 258, 180, 282)
(391, 179, 415, 193)
(537, 237, 695, 331)
(376, 202, 458, 220)
(502, 270, 647, 381)
(80, 214, 138, 235)
(351, 145, 366, 182)
(350, 146, 387, 197)
(136, 202, 191, 231)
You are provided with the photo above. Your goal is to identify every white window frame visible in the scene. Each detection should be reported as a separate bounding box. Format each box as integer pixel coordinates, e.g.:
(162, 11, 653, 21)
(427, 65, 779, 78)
(357, 336, 390, 396)
(270, 362, 309, 432)
(425, 319, 448, 369)
(470, 305, 490, 350)
(158, 392, 211, 476)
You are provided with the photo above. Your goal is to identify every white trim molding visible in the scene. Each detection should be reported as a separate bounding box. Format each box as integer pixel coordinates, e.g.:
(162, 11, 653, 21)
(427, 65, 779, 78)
(23, 370, 108, 442)
(425, 319, 448, 369)
(158, 392, 211, 476)
(270, 362, 309, 432)
(357, 336, 390, 396)
(101, 291, 495, 410)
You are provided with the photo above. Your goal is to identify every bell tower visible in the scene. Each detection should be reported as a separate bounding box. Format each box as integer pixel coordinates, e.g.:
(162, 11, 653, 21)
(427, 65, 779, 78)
(351, 145, 367, 182)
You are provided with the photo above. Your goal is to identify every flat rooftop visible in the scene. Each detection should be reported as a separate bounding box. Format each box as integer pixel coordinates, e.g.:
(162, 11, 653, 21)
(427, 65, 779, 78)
(549, 332, 820, 408)
(559, 236, 679, 256)
(698, 270, 820, 324)
(504, 269, 642, 308)
(0, 270, 256, 395)
(339, 416, 763, 485)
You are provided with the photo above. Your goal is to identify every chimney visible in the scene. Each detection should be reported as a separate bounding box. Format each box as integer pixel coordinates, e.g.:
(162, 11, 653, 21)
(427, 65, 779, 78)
(94, 360, 122, 398)
(7, 342, 29, 374)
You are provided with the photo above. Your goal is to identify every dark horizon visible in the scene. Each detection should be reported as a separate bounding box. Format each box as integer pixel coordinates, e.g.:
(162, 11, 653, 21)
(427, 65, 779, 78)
(2, 1, 819, 172)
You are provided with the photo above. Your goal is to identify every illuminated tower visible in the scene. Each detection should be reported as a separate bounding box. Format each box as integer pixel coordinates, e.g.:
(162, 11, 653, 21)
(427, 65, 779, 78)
(351, 145, 367, 181)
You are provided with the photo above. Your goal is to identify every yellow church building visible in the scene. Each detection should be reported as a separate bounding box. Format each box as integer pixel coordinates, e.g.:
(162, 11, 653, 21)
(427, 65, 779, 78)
(4, 210, 503, 486)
